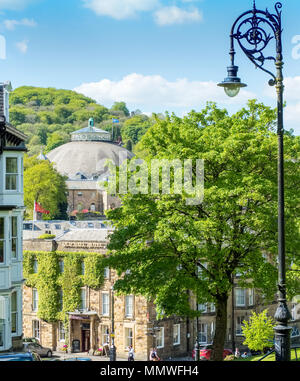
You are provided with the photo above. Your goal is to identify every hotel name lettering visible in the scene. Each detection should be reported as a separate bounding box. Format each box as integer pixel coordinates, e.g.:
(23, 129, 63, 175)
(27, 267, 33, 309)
(62, 241, 106, 249)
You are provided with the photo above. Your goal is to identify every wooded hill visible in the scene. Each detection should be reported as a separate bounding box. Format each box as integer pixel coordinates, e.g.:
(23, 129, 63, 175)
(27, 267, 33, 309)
(9, 86, 156, 155)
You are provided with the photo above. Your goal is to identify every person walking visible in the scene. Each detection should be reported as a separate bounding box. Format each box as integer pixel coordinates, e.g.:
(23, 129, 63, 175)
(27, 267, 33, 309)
(128, 345, 135, 361)
(150, 347, 160, 361)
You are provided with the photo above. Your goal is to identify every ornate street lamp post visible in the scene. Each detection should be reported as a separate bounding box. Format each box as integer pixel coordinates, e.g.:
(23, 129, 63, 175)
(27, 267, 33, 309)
(218, 1, 292, 361)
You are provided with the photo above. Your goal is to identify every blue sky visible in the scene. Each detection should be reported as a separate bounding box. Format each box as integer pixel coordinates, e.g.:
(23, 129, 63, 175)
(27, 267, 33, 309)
(0, 0, 299, 134)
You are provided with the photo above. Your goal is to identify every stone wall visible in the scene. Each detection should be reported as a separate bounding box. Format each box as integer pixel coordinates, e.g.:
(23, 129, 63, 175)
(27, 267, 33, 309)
(23, 239, 57, 252)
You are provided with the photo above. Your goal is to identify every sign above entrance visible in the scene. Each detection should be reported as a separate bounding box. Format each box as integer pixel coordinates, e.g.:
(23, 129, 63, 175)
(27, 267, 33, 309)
(70, 314, 89, 320)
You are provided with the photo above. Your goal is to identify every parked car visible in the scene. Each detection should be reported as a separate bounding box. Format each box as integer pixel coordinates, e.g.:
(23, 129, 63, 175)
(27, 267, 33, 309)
(0, 352, 41, 361)
(192, 344, 233, 360)
(23, 342, 53, 358)
(23, 337, 40, 344)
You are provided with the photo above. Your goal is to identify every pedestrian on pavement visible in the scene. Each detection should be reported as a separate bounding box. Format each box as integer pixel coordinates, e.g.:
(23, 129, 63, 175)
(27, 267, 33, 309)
(128, 345, 135, 361)
(150, 347, 160, 361)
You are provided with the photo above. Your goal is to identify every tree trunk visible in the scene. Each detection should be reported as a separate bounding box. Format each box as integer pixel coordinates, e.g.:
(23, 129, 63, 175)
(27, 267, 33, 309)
(210, 295, 228, 361)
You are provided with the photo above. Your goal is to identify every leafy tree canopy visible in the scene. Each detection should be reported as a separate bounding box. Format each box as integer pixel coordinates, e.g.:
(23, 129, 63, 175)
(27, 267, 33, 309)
(24, 155, 68, 220)
(104, 100, 300, 360)
(242, 310, 275, 352)
(110, 101, 130, 117)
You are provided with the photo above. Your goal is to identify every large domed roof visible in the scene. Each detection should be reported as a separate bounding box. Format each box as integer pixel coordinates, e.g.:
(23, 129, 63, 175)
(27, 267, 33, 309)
(47, 141, 134, 180)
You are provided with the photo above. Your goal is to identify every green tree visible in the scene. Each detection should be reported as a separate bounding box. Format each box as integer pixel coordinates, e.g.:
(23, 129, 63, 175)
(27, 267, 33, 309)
(125, 139, 133, 152)
(110, 101, 130, 117)
(45, 132, 69, 152)
(104, 101, 300, 361)
(121, 115, 153, 144)
(24, 156, 68, 220)
(242, 310, 275, 352)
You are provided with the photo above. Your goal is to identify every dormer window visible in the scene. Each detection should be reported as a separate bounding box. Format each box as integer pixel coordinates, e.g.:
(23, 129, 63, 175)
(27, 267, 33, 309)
(5, 157, 18, 191)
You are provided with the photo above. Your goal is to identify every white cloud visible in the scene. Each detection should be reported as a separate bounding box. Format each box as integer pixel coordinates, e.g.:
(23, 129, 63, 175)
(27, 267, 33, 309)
(154, 6, 203, 26)
(154, 6, 203, 25)
(82, 0, 159, 20)
(15, 40, 28, 53)
(0, 0, 36, 10)
(74, 73, 255, 113)
(4, 18, 37, 30)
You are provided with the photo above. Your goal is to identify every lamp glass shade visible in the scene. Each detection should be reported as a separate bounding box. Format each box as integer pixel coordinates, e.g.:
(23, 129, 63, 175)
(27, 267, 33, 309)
(224, 85, 241, 98)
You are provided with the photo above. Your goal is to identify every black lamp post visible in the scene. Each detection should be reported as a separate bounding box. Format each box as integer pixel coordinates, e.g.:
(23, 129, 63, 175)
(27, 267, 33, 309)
(218, 1, 292, 361)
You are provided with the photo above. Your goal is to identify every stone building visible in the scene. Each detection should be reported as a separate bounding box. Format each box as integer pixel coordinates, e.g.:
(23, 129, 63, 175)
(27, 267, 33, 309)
(22, 222, 300, 359)
(44, 118, 134, 217)
(0, 81, 27, 352)
(22, 227, 193, 361)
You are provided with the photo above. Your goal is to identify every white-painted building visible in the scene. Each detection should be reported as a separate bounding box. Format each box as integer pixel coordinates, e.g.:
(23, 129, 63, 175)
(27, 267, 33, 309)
(0, 81, 27, 352)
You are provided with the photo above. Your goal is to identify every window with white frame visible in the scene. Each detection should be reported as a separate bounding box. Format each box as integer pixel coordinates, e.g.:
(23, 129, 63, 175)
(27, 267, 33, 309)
(104, 267, 110, 279)
(198, 303, 207, 313)
(0, 319, 4, 347)
(210, 303, 216, 313)
(173, 324, 180, 345)
(102, 293, 109, 316)
(211, 322, 215, 338)
(11, 291, 17, 334)
(101, 325, 110, 345)
(125, 327, 133, 348)
(5, 157, 18, 191)
(248, 289, 254, 306)
(59, 322, 65, 341)
(11, 217, 18, 259)
(32, 289, 38, 312)
(236, 316, 245, 336)
(235, 288, 246, 307)
(156, 327, 164, 348)
(0, 296, 5, 347)
(80, 289, 87, 311)
(32, 320, 40, 340)
(125, 295, 134, 318)
(0, 218, 4, 263)
(198, 323, 208, 344)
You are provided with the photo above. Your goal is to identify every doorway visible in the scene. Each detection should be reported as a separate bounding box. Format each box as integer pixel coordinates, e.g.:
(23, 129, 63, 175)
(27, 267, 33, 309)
(81, 328, 90, 352)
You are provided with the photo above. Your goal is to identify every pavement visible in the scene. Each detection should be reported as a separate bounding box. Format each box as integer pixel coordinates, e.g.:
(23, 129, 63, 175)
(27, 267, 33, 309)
(44, 351, 193, 362)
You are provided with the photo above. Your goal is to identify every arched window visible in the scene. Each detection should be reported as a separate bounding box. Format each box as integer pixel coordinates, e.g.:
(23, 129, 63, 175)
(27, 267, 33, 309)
(90, 203, 96, 212)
